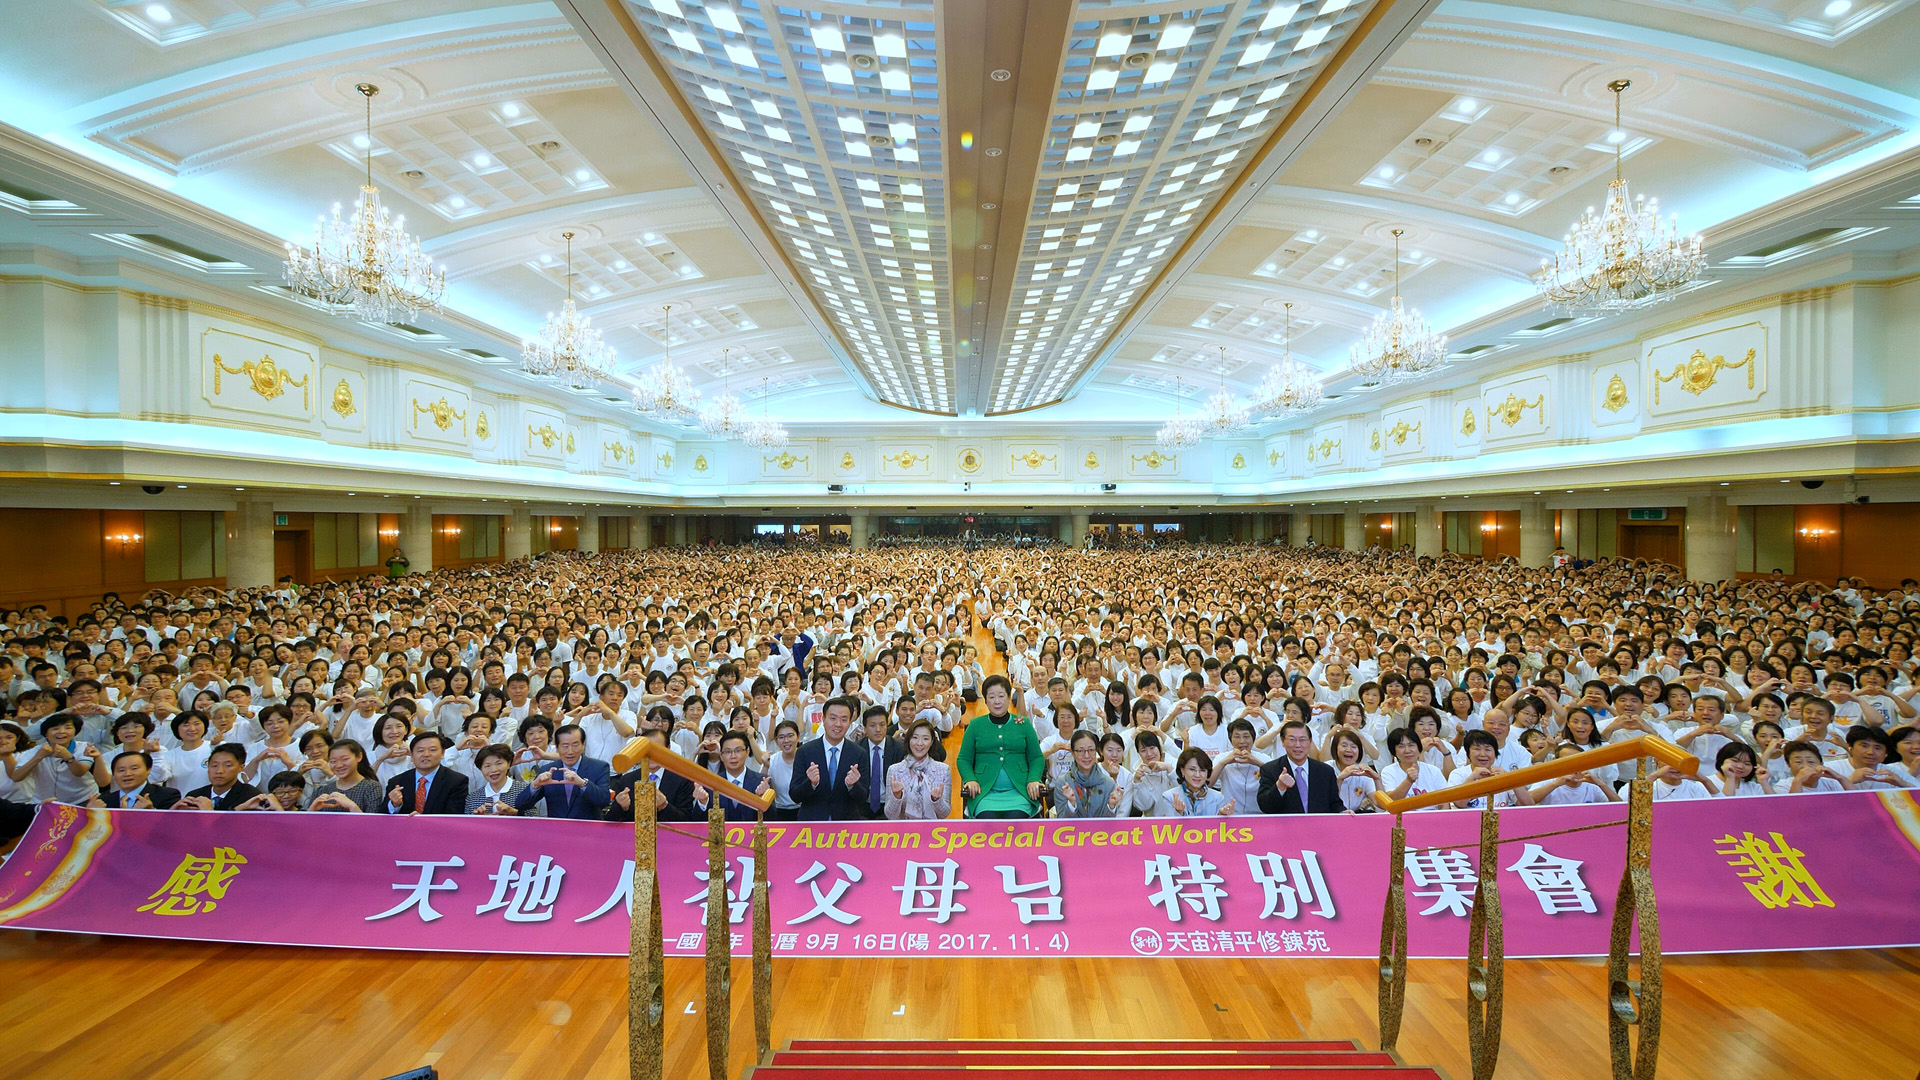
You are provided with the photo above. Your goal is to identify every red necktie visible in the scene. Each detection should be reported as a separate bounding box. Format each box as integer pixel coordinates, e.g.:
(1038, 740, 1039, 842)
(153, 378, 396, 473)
(416, 774, 429, 811)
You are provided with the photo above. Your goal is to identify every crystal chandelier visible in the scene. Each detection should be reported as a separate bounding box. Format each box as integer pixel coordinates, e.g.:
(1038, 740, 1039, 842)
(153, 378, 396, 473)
(698, 348, 747, 439)
(632, 303, 701, 419)
(1156, 376, 1206, 450)
(1351, 229, 1445, 384)
(741, 376, 789, 449)
(1200, 346, 1250, 434)
(1255, 302, 1324, 416)
(521, 232, 614, 389)
(285, 84, 446, 324)
(1536, 80, 1705, 312)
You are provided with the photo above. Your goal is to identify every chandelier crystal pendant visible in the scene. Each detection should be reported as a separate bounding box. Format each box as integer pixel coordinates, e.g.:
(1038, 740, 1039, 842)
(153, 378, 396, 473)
(1350, 229, 1445, 384)
(1255, 302, 1324, 416)
(1537, 79, 1705, 312)
(698, 348, 747, 439)
(1156, 375, 1206, 450)
(741, 376, 789, 450)
(1200, 346, 1250, 434)
(632, 303, 701, 419)
(521, 232, 614, 389)
(285, 84, 446, 323)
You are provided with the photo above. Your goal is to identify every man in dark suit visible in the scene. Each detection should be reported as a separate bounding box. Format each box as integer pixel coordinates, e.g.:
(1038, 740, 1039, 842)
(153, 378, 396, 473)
(514, 723, 610, 819)
(854, 705, 907, 819)
(692, 730, 769, 821)
(178, 743, 260, 811)
(1258, 720, 1341, 813)
(93, 750, 181, 810)
(384, 732, 470, 815)
(608, 729, 700, 822)
(787, 696, 869, 821)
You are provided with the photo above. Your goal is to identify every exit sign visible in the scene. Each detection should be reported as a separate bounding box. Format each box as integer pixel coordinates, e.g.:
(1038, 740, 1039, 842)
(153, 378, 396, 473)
(1627, 508, 1668, 521)
(275, 513, 288, 526)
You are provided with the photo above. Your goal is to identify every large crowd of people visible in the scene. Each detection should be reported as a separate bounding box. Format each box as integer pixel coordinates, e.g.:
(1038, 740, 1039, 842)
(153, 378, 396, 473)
(1, 541, 1915, 840)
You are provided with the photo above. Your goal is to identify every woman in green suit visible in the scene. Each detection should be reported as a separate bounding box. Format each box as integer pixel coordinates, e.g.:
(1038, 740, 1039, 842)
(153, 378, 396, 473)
(957, 674, 1045, 818)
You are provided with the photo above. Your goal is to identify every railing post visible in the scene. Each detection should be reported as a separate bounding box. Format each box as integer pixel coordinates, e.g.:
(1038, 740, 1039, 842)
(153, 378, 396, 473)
(704, 804, 731, 1080)
(1609, 776, 1663, 1080)
(1465, 805, 1505, 1080)
(1377, 814, 1409, 1051)
(629, 780, 664, 1080)
(752, 816, 772, 1062)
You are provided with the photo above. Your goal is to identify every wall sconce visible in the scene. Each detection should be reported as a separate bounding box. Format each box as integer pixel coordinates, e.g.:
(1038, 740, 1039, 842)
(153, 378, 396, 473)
(1798, 527, 1833, 538)
(1480, 522, 1497, 533)
(107, 531, 142, 553)
(549, 523, 562, 534)
(379, 528, 399, 539)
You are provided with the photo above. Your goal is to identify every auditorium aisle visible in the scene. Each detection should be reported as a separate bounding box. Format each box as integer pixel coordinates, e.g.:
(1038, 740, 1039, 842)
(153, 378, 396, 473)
(939, 598, 1007, 817)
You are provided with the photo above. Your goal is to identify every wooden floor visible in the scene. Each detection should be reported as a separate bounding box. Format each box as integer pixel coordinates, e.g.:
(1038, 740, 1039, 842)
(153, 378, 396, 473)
(1, 933, 1914, 1079)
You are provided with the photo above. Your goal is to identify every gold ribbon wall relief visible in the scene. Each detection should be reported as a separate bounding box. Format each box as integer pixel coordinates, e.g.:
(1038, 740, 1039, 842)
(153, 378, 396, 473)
(604, 441, 633, 464)
(1011, 450, 1056, 470)
(1268, 449, 1280, 468)
(765, 451, 807, 471)
(658, 452, 674, 471)
(883, 451, 924, 470)
(1655, 347, 1754, 404)
(1306, 437, 1340, 463)
(475, 412, 491, 440)
(1388, 419, 1422, 446)
(1487, 393, 1544, 428)
(412, 396, 466, 433)
(1461, 408, 1477, 436)
(330, 379, 356, 419)
(1602, 373, 1630, 413)
(528, 422, 560, 450)
(214, 353, 310, 410)
(1132, 450, 1176, 469)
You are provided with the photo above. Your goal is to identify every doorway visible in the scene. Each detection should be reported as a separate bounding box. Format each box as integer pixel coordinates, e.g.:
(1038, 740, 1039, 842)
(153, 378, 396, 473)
(1618, 524, 1680, 568)
(273, 530, 312, 584)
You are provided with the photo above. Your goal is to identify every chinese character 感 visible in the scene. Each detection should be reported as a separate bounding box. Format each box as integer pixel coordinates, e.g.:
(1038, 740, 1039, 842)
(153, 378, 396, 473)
(994, 855, 1064, 923)
(137, 847, 248, 916)
(894, 858, 970, 924)
(475, 854, 567, 923)
(1406, 848, 1477, 917)
(1245, 850, 1336, 920)
(1715, 831, 1834, 910)
(366, 857, 466, 923)
(788, 861, 863, 926)
(1144, 853, 1228, 923)
(1504, 843, 1597, 915)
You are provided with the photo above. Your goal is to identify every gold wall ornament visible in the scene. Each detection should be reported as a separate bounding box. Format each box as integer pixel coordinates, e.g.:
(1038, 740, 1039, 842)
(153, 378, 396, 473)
(765, 451, 807, 471)
(1307, 436, 1340, 463)
(604, 441, 633, 464)
(839, 451, 856, 471)
(658, 452, 674, 471)
(958, 448, 982, 473)
(1010, 450, 1055, 470)
(1602, 372, 1631, 413)
(329, 378, 356, 419)
(1268, 449, 1280, 467)
(1231, 452, 1246, 470)
(1461, 407, 1477, 436)
(1132, 450, 1176, 469)
(214, 353, 310, 409)
(1369, 429, 1381, 452)
(882, 451, 924, 470)
(1388, 419, 1422, 446)
(475, 411, 491, 440)
(411, 396, 466, 433)
(1487, 392, 1545, 428)
(694, 454, 708, 473)
(1084, 450, 1100, 470)
(528, 422, 560, 449)
(565, 431, 576, 455)
(1654, 346, 1755, 404)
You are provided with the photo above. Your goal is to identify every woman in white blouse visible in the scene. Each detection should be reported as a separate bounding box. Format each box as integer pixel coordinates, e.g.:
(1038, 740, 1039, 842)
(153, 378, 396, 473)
(765, 719, 802, 821)
(1328, 729, 1380, 813)
(884, 719, 952, 820)
(1378, 728, 1448, 805)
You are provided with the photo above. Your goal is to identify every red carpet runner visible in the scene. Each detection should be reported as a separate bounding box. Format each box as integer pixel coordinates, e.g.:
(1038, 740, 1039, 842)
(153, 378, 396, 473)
(745, 1039, 1443, 1078)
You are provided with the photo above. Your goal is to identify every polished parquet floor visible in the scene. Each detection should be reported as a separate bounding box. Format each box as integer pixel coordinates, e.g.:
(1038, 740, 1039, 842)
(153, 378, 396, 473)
(0, 934, 1914, 1079)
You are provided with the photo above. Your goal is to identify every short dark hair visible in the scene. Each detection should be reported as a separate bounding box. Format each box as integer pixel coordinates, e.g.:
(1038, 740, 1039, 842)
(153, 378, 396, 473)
(208, 742, 248, 766)
(110, 750, 152, 771)
(408, 731, 452, 751)
(822, 695, 859, 720)
(553, 723, 586, 746)
(1462, 729, 1498, 754)
(982, 674, 1012, 696)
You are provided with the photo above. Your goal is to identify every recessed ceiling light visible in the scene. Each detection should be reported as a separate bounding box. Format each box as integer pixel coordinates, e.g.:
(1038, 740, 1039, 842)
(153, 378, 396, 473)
(1303, 229, 1319, 240)
(472, 153, 491, 168)
(1606, 129, 1627, 145)
(1376, 165, 1394, 180)
(1481, 149, 1501, 164)
(448, 196, 467, 208)
(1455, 97, 1477, 113)
(145, 3, 171, 21)
(575, 168, 592, 181)
(501, 102, 522, 119)
(352, 134, 370, 149)
(1503, 191, 1522, 205)
(1824, 0, 1851, 15)
(1159, 23, 1194, 50)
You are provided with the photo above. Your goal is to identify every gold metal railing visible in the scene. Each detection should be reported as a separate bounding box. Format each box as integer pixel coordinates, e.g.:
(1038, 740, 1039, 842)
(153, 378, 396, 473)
(613, 737, 775, 1080)
(1373, 735, 1697, 1080)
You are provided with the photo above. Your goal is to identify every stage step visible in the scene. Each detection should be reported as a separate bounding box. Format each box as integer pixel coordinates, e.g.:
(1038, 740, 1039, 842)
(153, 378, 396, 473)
(784, 1039, 1362, 1052)
(749, 1069, 1438, 1079)
(770, 1050, 1398, 1067)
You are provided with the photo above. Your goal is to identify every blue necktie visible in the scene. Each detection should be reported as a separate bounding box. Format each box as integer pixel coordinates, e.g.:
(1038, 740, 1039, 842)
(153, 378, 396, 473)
(827, 746, 839, 787)
(870, 744, 884, 811)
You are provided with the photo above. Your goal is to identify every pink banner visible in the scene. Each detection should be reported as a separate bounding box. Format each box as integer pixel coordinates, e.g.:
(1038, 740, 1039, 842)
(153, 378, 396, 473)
(2, 792, 1917, 959)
